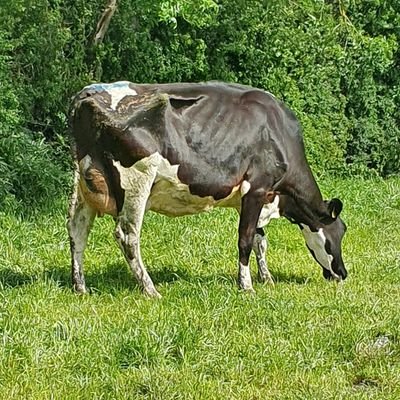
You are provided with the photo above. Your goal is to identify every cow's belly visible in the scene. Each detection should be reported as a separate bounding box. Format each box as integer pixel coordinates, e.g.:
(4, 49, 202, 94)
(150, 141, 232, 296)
(148, 177, 241, 217)
(78, 153, 243, 217)
(147, 157, 241, 216)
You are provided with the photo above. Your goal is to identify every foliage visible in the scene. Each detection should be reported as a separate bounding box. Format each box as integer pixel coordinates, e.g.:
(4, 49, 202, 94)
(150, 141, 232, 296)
(0, 0, 399, 206)
(337, 1, 400, 175)
(0, 29, 68, 209)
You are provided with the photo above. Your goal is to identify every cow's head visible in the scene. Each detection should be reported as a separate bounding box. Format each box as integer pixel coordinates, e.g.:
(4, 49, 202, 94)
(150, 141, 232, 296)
(300, 198, 347, 281)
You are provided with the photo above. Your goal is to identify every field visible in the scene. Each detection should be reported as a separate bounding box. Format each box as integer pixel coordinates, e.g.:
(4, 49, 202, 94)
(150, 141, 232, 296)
(0, 177, 399, 399)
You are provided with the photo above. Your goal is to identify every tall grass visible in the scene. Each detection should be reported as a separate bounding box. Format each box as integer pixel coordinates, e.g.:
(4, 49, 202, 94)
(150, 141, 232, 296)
(0, 177, 399, 399)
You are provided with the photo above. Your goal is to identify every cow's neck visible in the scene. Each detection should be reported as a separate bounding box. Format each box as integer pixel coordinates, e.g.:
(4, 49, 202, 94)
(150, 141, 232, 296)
(278, 170, 327, 227)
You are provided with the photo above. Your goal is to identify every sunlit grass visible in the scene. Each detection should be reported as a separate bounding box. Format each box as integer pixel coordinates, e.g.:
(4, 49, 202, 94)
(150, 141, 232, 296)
(0, 177, 399, 399)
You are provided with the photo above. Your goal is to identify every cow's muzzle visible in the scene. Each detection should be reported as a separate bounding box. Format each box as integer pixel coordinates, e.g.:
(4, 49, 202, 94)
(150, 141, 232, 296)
(323, 265, 347, 281)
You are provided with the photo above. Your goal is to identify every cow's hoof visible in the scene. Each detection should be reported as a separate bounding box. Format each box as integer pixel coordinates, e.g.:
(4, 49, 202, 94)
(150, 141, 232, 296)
(258, 273, 275, 285)
(238, 282, 256, 294)
(73, 283, 87, 294)
(144, 286, 162, 298)
(240, 286, 256, 294)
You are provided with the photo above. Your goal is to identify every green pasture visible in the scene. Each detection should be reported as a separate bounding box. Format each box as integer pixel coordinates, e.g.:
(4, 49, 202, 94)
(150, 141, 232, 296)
(0, 177, 399, 399)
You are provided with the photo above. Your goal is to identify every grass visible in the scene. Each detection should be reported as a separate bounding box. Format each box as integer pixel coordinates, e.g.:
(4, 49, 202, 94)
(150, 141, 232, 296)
(0, 177, 399, 399)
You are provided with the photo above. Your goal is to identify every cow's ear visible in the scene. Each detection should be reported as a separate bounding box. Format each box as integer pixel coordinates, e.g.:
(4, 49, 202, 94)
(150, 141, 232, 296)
(327, 198, 343, 219)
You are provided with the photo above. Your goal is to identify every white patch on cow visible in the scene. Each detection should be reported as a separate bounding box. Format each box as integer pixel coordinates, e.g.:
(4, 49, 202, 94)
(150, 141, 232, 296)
(85, 81, 137, 110)
(300, 224, 339, 279)
(146, 155, 242, 216)
(113, 153, 162, 196)
(253, 233, 267, 258)
(257, 195, 280, 228)
(238, 262, 254, 292)
(80, 154, 92, 172)
(252, 233, 274, 284)
(240, 180, 251, 197)
(108, 82, 137, 110)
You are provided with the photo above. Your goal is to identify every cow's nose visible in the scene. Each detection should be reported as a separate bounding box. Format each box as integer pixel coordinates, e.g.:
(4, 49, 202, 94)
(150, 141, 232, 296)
(338, 266, 347, 280)
(323, 265, 347, 281)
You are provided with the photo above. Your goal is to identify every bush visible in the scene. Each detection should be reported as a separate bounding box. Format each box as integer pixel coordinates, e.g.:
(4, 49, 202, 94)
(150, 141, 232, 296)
(0, 0, 399, 210)
(0, 28, 69, 210)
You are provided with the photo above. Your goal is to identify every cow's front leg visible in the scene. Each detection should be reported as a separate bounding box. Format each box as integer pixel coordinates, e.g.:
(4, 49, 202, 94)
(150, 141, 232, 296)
(113, 156, 161, 298)
(67, 183, 96, 294)
(238, 194, 264, 292)
(253, 228, 274, 284)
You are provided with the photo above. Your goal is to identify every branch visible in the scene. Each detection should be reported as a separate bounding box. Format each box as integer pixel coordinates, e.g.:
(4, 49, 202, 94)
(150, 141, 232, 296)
(93, 0, 118, 46)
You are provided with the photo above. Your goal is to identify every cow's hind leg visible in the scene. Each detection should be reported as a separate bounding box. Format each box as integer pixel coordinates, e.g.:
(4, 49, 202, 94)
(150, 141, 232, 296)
(67, 182, 96, 293)
(238, 194, 264, 292)
(253, 228, 274, 284)
(113, 156, 161, 298)
(115, 217, 160, 298)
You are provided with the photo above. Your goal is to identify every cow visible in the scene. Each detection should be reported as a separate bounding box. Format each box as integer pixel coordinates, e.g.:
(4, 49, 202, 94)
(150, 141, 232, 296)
(68, 81, 347, 298)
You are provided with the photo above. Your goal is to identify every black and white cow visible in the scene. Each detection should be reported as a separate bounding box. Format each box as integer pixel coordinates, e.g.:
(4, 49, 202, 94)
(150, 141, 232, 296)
(68, 81, 347, 297)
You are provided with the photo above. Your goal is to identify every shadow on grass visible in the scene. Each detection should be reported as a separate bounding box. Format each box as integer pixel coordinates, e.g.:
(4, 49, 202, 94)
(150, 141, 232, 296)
(0, 269, 35, 288)
(75, 264, 310, 293)
(272, 270, 311, 285)
(0, 267, 71, 290)
(0, 263, 310, 293)
(82, 263, 236, 294)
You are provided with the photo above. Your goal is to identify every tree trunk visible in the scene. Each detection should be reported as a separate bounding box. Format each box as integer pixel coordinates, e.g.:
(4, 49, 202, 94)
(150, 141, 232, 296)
(89, 0, 118, 81)
(93, 0, 118, 46)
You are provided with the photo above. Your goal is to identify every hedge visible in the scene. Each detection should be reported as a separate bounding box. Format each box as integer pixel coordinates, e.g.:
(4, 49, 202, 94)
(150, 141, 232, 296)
(0, 0, 399, 207)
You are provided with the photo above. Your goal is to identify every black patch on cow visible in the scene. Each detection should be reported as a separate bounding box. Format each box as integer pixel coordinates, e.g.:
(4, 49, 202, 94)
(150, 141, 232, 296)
(103, 152, 125, 213)
(169, 96, 203, 113)
(256, 227, 265, 237)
